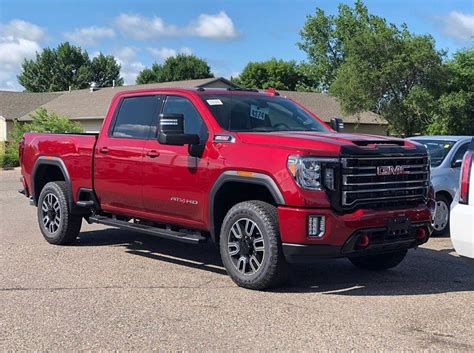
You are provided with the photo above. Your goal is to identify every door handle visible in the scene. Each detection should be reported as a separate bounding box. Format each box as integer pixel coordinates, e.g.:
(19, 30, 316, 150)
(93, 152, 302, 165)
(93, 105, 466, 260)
(146, 150, 160, 158)
(99, 147, 109, 154)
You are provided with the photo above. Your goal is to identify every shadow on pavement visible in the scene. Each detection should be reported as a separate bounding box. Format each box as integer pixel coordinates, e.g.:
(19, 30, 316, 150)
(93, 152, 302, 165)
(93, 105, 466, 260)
(77, 228, 474, 295)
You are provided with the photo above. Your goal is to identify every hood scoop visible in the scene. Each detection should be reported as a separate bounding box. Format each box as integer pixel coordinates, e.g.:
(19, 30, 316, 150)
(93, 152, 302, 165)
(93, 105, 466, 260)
(352, 140, 405, 147)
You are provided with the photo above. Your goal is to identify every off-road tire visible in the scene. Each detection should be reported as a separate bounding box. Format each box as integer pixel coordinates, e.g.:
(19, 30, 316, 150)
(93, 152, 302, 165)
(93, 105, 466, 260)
(37, 181, 82, 245)
(348, 250, 408, 271)
(219, 201, 288, 290)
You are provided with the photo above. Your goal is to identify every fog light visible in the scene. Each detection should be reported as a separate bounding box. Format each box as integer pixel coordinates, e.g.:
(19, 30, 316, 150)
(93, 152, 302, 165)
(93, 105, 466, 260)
(416, 227, 427, 240)
(308, 215, 325, 237)
(356, 233, 370, 249)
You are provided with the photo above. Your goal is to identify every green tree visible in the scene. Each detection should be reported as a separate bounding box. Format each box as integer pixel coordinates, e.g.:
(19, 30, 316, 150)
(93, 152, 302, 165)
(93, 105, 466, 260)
(90, 53, 124, 88)
(233, 58, 307, 91)
(136, 64, 162, 84)
(18, 42, 123, 92)
(136, 54, 213, 84)
(299, 1, 444, 136)
(298, 0, 375, 91)
(427, 49, 474, 135)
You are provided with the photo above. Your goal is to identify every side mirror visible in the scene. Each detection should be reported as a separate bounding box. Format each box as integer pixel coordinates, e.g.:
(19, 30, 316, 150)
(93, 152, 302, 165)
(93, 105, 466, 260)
(330, 117, 344, 132)
(452, 159, 463, 168)
(158, 113, 199, 146)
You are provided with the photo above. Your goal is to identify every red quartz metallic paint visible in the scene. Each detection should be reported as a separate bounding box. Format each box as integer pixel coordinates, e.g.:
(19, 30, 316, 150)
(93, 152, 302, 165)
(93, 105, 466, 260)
(20, 88, 433, 245)
(278, 205, 432, 246)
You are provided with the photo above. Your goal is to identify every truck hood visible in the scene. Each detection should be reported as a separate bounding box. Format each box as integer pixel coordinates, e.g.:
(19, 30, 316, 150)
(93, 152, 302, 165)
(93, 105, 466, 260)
(236, 131, 415, 155)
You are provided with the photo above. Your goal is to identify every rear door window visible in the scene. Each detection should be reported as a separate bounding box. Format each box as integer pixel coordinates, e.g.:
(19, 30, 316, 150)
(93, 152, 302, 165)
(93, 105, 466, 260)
(111, 96, 160, 139)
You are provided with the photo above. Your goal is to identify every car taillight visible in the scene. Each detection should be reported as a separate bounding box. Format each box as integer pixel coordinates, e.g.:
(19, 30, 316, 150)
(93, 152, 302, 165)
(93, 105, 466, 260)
(459, 151, 472, 205)
(18, 137, 25, 164)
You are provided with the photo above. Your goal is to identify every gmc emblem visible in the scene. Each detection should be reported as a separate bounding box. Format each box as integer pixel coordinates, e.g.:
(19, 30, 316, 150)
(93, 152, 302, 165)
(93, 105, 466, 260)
(376, 165, 406, 176)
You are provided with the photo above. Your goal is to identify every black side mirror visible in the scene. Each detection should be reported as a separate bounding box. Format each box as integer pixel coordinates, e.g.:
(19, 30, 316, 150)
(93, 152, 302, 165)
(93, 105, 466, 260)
(452, 159, 463, 168)
(330, 117, 344, 132)
(158, 113, 199, 146)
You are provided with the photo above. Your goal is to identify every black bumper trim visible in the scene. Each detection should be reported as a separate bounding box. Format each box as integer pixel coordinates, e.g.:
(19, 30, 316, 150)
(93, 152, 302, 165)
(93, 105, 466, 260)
(282, 238, 426, 264)
(282, 243, 342, 263)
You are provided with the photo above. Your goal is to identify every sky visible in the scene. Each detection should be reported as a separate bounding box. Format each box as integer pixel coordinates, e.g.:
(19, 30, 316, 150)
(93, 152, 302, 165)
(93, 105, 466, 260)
(0, 0, 473, 91)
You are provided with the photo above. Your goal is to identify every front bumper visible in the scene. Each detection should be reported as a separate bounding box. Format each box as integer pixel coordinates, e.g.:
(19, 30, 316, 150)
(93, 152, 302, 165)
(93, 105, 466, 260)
(278, 205, 432, 263)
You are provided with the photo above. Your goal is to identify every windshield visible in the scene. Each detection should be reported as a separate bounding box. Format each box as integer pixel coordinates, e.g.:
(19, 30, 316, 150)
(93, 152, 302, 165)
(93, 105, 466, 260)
(201, 94, 328, 133)
(412, 139, 456, 167)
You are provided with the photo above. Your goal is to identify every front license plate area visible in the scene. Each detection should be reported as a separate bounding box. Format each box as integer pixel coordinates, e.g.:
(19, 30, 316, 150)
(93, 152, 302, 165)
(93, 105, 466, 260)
(387, 217, 411, 239)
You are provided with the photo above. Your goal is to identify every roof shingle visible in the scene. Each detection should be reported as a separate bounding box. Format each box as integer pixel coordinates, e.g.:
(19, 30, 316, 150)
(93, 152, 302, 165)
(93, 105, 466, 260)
(0, 91, 62, 120)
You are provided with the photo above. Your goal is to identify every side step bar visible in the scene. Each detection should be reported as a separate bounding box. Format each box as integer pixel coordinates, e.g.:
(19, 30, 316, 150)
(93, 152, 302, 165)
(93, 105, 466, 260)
(89, 215, 208, 244)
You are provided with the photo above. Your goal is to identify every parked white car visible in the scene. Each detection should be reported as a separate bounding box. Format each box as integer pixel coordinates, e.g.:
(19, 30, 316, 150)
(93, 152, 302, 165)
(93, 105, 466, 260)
(450, 139, 474, 264)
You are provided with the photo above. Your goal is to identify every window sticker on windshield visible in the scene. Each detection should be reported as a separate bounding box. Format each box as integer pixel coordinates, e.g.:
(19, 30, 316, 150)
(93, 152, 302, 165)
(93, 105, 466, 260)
(250, 105, 269, 120)
(444, 144, 451, 149)
(206, 99, 223, 106)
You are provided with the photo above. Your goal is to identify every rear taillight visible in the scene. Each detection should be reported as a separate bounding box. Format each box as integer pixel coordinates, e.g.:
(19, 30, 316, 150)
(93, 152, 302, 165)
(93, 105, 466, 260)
(18, 137, 25, 164)
(459, 151, 472, 204)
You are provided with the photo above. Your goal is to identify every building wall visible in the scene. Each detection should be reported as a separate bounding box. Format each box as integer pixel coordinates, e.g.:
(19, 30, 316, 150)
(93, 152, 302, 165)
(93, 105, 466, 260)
(0, 116, 6, 142)
(75, 119, 104, 133)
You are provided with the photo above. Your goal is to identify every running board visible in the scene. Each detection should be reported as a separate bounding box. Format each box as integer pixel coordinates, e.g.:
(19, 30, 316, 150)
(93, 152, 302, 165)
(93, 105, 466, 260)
(89, 215, 208, 244)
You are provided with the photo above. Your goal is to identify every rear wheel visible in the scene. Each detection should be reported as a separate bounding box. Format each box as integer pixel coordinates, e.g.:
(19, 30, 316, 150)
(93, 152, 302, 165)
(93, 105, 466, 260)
(432, 194, 451, 236)
(37, 181, 82, 245)
(348, 250, 407, 271)
(219, 201, 288, 290)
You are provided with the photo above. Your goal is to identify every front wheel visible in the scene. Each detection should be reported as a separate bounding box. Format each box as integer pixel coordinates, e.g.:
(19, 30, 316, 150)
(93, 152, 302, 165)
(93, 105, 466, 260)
(37, 181, 82, 245)
(348, 250, 407, 271)
(432, 194, 451, 236)
(219, 201, 288, 290)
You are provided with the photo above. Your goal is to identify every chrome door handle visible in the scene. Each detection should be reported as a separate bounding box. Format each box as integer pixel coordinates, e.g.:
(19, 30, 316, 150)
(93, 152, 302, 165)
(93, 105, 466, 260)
(146, 150, 160, 158)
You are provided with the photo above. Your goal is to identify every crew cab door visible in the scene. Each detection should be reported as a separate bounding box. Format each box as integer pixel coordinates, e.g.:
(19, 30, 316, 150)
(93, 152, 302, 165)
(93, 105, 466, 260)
(142, 95, 210, 228)
(94, 95, 162, 213)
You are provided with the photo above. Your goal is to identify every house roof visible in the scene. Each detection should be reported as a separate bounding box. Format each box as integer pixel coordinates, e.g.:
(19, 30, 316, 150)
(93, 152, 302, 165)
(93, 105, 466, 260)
(14, 77, 386, 126)
(0, 91, 62, 120)
(17, 78, 237, 121)
(280, 90, 387, 125)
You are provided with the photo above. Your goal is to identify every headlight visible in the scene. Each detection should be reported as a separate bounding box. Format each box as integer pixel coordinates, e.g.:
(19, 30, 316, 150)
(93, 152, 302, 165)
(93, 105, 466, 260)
(287, 155, 338, 191)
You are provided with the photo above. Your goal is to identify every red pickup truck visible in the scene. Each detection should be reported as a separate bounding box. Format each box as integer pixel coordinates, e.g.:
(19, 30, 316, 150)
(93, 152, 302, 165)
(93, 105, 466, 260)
(19, 87, 434, 289)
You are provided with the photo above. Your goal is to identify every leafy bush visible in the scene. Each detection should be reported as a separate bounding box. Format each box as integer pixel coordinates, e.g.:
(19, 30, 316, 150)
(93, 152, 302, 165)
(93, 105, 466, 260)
(0, 142, 20, 168)
(2, 108, 82, 168)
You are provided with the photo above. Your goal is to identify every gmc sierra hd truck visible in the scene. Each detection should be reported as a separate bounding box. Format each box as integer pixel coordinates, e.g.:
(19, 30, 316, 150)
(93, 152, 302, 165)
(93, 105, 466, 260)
(19, 87, 434, 290)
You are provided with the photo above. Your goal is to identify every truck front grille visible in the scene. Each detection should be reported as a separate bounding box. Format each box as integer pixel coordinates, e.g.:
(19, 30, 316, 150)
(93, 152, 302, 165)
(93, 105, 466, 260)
(341, 155, 430, 209)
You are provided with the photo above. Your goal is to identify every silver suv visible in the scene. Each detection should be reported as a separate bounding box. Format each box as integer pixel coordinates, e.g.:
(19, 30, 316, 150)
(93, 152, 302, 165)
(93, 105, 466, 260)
(409, 136, 473, 236)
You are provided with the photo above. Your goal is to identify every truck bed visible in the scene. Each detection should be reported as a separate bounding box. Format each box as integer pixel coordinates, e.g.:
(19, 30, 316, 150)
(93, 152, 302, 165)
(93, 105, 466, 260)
(21, 132, 98, 202)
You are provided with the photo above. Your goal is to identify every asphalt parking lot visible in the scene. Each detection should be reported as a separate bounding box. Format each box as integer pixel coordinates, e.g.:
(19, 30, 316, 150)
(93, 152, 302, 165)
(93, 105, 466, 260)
(1, 168, 473, 350)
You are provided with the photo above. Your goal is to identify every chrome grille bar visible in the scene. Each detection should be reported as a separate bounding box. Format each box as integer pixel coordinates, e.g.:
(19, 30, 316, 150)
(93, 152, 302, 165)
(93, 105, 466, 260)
(341, 155, 430, 208)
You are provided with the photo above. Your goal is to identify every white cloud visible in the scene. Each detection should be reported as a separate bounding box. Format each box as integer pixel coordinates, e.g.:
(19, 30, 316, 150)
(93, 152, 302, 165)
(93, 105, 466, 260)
(0, 20, 44, 91)
(180, 46, 193, 55)
(0, 19, 45, 41)
(113, 11, 238, 40)
(147, 46, 193, 61)
(113, 47, 145, 85)
(114, 14, 178, 40)
(115, 46, 137, 62)
(437, 11, 474, 42)
(64, 26, 115, 46)
(190, 11, 238, 40)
